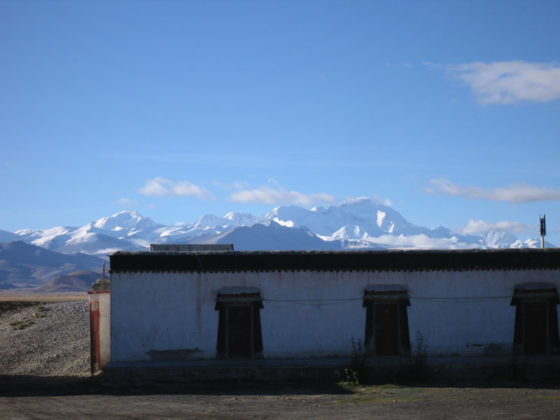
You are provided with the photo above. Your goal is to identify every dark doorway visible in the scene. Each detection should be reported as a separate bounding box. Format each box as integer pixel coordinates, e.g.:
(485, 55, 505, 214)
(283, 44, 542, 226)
(216, 290, 264, 360)
(227, 306, 252, 359)
(363, 286, 411, 357)
(511, 283, 560, 355)
(375, 304, 399, 356)
(524, 302, 547, 354)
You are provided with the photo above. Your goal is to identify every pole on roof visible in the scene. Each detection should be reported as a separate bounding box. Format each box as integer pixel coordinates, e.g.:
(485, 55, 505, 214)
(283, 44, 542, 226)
(539, 215, 546, 249)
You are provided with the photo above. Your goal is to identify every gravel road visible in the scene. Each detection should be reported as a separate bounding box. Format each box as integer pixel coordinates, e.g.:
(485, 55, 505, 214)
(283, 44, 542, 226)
(0, 300, 90, 376)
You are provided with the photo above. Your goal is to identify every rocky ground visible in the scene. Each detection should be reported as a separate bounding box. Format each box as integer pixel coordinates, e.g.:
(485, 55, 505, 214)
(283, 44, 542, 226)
(0, 299, 89, 376)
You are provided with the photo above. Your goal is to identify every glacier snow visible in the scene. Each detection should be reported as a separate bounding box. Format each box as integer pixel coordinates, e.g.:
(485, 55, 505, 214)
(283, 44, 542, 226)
(5, 199, 549, 256)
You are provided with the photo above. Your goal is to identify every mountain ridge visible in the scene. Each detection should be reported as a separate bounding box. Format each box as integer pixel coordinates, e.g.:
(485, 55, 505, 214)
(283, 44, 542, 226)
(2, 199, 549, 257)
(0, 241, 103, 290)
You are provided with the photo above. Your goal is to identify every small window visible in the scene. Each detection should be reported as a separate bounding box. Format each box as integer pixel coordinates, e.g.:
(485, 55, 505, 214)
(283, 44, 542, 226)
(363, 285, 410, 356)
(215, 288, 263, 359)
(511, 283, 560, 355)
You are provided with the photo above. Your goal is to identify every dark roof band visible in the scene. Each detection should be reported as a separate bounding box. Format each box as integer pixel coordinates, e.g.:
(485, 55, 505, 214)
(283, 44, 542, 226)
(110, 249, 560, 273)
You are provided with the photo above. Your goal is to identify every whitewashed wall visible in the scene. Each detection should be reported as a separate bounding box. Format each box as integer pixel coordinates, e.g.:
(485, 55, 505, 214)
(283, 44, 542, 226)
(110, 269, 560, 362)
(89, 291, 111, 369)
(97, 292, 111, 367)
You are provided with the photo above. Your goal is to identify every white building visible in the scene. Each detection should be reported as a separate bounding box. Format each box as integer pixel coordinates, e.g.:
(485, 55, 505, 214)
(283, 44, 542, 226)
(106, 248, 560, 367)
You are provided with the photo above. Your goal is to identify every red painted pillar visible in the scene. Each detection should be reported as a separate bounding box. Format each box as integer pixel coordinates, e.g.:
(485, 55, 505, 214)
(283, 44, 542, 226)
(89, 299, 101, 374)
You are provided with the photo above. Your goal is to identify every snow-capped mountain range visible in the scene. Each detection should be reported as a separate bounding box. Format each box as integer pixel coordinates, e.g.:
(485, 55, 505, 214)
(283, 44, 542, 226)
(2, 199, 548, 257)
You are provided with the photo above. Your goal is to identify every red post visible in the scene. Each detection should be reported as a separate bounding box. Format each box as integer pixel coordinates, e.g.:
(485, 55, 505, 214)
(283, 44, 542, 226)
(89, 300, 101, 374)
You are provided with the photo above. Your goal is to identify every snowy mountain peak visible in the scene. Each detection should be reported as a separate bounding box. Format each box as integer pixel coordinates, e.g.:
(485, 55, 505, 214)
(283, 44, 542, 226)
(193, 214, 229, 228)
(272, 218, 295, 228)
(193, 212, 260, 229)
(482, 231, 523, 249)
(265, 198, 407, 237)
(331, 225, 367, 240)
(223, 212, 261, 226)
(265, 205, 311, 221)
(93, 210, 155, 231)
(3, 202, 551, 256)
(376, 210, 386, 228)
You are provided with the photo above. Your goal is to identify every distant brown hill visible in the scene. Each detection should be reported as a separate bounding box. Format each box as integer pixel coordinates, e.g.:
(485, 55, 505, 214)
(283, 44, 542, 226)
(0, 241, 103, 290)
(35, 270, 99, 293)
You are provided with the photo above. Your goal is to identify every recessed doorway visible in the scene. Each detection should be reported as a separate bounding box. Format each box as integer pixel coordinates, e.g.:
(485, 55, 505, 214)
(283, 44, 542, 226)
(227, 305, 253, 359)
(215, 287, 263, 359)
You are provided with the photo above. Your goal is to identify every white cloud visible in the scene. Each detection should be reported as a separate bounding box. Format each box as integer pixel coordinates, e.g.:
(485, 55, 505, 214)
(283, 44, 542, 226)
(426, 178, 560, 203)
(446, 61, 560, 104)
(139, 177, 213, 200)
(228, 184, 336, 206)
(459, 220, 532, 235)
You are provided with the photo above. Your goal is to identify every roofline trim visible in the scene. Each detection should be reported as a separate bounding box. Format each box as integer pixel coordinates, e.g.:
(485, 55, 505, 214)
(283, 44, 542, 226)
(109, 248, 560, 274)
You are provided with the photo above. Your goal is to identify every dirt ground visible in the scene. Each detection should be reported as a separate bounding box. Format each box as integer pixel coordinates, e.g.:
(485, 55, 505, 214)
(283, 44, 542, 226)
(2, 376, 560, 419)
(0, 298, 89, 376)
(1, 297, 560, 419)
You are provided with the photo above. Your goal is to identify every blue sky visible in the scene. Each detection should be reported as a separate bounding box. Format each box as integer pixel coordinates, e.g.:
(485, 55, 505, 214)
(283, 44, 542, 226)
(1, 0, 559, 244)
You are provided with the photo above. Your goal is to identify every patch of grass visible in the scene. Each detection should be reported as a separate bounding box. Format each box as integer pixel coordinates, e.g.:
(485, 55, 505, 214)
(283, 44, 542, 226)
(1, 301, 49, 323)
(343, 339, 368, 385)
(32, 305, 48, 318)
(536, 395, 560, 401)
(0, 301, 40, 316)
(11, 319, 34, 330)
